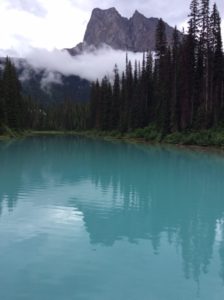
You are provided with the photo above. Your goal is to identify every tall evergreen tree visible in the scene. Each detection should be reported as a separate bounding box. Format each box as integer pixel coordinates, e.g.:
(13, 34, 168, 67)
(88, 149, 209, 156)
(161, 47, 172, 135)
(90, 80, 100, 128)
(126, 59, 134, 130)
(199, 0, 211, 114)
(210, 3, 223, 124)
(145, 51, 154, 123)
(119, 72, 127, 132)
(98, 76, 113, 131)
(111, 65, 120, 129)
(155, 18, 169, 131)
(2, 58, 23, 129)
(188, 0, 200, 40)
(0, 75, 6, 126)
(131, 60, 141, 129)
(171, 26, 181, 131)
(155, 18, 167, 59)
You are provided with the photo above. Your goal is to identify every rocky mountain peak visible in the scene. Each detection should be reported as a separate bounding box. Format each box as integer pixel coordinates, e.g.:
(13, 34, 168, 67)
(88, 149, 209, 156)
(92, 7, 120, 17)
(68, 8, 181, 55)
(131, 10, 146, 20)
(83, 7, 129, 51)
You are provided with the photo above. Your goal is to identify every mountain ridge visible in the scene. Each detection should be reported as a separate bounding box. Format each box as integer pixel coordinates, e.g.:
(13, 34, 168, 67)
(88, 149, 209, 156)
(67, 7, 180, 55)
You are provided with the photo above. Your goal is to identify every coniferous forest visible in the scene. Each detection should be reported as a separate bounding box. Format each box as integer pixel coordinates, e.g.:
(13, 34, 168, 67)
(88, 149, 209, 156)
(90, 0, 224, 135)
(0, 0, 224, 145)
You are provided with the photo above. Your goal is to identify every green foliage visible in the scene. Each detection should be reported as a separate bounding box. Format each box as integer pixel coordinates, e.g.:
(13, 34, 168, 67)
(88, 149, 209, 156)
(127, 126, 162, 142)
(165, 130, 224, 146)
(2, 58, 23, 129)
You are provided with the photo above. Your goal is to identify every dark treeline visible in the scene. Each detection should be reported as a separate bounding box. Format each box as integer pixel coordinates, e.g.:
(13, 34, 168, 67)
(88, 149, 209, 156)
(0, 58, 88, 132)
(0, 57, 39, 131)
(90, 0, 224, 135)
(0, 0, 223, 137)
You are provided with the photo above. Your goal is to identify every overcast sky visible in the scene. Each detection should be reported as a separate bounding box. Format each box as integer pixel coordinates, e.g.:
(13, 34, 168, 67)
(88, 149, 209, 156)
(0, 0, 224, 56)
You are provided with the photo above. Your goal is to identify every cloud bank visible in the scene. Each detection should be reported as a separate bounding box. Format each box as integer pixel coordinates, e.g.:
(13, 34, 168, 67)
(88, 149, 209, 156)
(11, 46, 143, 85)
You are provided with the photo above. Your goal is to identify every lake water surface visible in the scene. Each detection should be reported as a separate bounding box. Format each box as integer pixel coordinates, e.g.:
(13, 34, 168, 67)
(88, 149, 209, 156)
(0, 136, 224, 300)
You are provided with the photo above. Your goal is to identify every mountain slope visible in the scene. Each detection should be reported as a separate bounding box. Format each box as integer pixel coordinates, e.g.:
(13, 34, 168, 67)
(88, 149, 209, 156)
(68, 8, 179, 55)
(0, 58, 90, 104)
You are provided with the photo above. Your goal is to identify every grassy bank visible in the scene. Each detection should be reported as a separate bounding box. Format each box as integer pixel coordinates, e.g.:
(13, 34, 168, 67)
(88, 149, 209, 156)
(1, 126, 224, 149)
(51, 126, 224, 148)
(127, 126, 224, 148)
(73, 127, 224, 149)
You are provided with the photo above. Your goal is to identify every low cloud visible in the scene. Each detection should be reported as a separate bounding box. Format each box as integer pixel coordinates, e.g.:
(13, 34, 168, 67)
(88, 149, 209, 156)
(40, 72, 63, 91)
(14, 46, 143, 85)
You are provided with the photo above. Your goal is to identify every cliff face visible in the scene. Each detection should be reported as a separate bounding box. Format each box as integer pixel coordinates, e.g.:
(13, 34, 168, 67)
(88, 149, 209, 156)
(68, 7, 178, 54)
(83, 8, 131, 50)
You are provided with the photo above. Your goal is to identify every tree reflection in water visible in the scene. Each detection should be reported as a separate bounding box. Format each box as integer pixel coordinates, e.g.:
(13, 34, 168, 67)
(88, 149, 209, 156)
(1, 136, 224, 283)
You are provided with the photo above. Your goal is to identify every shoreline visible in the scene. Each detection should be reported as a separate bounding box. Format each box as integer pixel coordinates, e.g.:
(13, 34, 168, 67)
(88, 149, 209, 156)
(1, 129, 224, 155)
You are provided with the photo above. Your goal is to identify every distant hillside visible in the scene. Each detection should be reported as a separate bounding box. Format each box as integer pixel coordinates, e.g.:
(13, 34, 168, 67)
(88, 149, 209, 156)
(0, 58, 90, 104)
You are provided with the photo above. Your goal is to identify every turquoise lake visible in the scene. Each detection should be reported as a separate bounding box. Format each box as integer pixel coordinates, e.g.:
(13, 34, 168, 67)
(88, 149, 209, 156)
(0, 136, 224, 300)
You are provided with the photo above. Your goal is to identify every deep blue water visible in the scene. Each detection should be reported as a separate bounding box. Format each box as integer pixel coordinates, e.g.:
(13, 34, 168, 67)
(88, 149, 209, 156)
(0, 136, 224, 300)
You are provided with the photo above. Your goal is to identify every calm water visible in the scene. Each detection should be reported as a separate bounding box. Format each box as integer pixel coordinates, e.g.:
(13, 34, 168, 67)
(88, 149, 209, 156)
(0, 136, 224, 300)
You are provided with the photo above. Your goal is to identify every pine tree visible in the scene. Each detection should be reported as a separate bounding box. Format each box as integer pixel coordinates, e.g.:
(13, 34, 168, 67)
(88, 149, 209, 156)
(111, 65, 120, 129)
(98, 76, 112, 131)
(155, 18, 169, 131)
(130, 60, 141, 129)
(0, 75, 6, 126)
(187, 14, 200, 128)
(2, 58, 23, 129)
(90, 80, 100, 128)
(199, 0, 211, 114)
(171, 26, 181, 131)
(119, 72, 127, 132)
(210, 3, 223, 125)
(126, 59, 134, 130)
(155, 18, 167, 59)
(161, 48, 172, 135)
(188, 0, 200, 40)
(146, 51, 154, 123)
(140, 52, 151, 127)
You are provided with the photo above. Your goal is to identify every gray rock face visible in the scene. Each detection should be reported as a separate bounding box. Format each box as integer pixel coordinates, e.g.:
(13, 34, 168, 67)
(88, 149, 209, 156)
(84, 8, 131, 50)
(68, 7, 179, 54)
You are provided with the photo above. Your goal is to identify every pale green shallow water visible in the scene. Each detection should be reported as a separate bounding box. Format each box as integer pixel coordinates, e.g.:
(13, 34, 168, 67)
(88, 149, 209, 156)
(0, 136, 224, 300)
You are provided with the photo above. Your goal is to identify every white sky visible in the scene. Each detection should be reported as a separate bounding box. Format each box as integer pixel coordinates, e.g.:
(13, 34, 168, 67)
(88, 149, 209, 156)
(0, 0, 223, 56)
